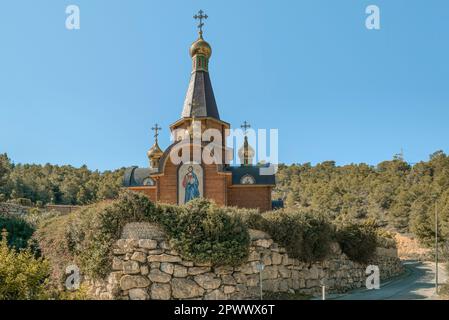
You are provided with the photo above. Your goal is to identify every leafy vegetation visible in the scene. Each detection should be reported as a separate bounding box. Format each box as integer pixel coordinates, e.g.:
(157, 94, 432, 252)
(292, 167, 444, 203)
(36, 191, 250, 281)
(0, 230, 51, 300)
(335, 220, 378, 263)
(0, 213, 35, 249)
(242, 209, 334, 262)
(0, 153, 124, 205)
(274, 151, 449, 247)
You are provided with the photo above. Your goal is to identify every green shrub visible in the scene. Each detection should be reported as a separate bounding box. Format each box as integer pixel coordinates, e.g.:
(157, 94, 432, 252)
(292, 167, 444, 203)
(376, 229, 397, 249)
(37, 191, 250, 280)
(166, 199, 250, 266)
(243, 209, 334, 263)
(0, 230, 51, 300)
(34, 214, 74, 285)
(336, 221, 378, 263)
(0, 214, 35, 249)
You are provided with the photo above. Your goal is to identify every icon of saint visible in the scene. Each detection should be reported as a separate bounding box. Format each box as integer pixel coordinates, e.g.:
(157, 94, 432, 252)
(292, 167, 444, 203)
(182, 166, 200, 203)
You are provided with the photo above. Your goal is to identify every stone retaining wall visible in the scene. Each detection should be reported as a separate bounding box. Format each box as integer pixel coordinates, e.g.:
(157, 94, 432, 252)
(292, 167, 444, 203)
(0, 203, 29, 216)
(86, 223, 403, 300)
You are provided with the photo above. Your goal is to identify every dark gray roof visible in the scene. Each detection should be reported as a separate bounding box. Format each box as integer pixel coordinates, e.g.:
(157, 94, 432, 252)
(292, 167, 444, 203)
(272, 199, 284, 210)
(226, 165, 276, 186)
(182, 71, 220, 119)
(123, 167, 157, 187)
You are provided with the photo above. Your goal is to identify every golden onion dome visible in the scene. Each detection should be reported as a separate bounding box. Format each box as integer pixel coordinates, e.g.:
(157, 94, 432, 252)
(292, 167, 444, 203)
(190, 36, 212, 59)
(238, 137, 255, 159)
(147, 142, 163, 159)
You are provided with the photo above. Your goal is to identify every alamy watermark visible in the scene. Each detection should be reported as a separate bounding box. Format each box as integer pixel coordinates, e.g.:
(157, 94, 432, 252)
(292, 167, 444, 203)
(366, 5, 381, 30)
(66, 5, 80, 30)
(65, 264, 81, 291)
(167, 121, 279, 175)
(366, 265, 380, 290)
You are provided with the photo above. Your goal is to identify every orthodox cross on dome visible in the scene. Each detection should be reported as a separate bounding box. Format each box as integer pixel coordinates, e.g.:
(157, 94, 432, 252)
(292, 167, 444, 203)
(241, 121, 251, 135)
(194, 10, 208, 36)
(151, 123, 162, 143)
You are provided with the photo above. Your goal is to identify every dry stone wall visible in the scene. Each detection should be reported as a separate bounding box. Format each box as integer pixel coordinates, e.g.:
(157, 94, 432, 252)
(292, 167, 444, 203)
(86, 223, 403, 300)
(0, 203, 29, 216)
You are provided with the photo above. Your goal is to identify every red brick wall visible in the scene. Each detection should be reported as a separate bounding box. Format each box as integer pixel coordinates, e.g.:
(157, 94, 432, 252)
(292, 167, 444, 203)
(227, 186, 272, 212)
(129, 187, 157, 203)
(129, 119, 273, 211)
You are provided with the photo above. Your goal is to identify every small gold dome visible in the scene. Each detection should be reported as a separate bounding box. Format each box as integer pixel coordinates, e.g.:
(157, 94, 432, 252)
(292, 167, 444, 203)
(147, 142, 163, 159)
(190, 36, 212, 59)
(238, 136, 255, 163)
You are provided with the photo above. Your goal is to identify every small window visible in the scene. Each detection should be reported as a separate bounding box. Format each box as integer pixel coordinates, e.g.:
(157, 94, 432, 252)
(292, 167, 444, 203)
(142, 178, 155, 186)
(240, 174, 256, 185)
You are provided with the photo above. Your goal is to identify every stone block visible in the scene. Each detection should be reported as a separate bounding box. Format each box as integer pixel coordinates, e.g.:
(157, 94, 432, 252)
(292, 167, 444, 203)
(129, 288, 149, 300)
(149, 269, 171, 283)
(188, 267, 210, 276)
(253, 239, 273, 248)
(151, 283, 171, 300)
(205, 289, 227, 300)
(138, 239, 158, 250)
(112, 257, 123, 271)
(123, 261, 140, 274)
(160, 262, 174, 275)
(120, 275, 151, 291)
(148, 254, 182, 263)
(223, 286, 236, 294)
(173, 265, 188, 278)
(131, 251, 147, 263)
(272, 252, 283, 265)
(171, 278, 205, 299)
(194, 273, 221, 290)
(221, 274, 237, 285)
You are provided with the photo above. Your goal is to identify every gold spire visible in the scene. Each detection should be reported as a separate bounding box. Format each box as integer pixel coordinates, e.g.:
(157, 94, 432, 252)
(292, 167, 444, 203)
(190, 10, 212, 60)
(147, 124, 163, 168)
(238, 121, 255, 166)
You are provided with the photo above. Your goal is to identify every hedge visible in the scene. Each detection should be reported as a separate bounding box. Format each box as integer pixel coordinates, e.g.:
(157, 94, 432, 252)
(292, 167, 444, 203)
(36, 191, 250, 280)
(241, 209, 334, 262)
(35, 190, 394, 282)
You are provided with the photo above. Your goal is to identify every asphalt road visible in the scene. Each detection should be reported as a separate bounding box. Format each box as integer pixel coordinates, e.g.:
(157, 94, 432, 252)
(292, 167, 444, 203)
(331, 261, 447, 300)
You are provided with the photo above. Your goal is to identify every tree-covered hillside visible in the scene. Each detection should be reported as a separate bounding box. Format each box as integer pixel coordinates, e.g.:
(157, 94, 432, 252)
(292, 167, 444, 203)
(0, 154, 124, 205)
(1, 151, 448, 246)
(274, 151, 449, 246)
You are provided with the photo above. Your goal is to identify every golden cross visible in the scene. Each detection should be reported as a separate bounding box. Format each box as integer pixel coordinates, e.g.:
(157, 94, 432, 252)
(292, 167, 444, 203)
(194, 10, 208, 35)
(151, 124, 162, 142)
(241, 121, 251, 135)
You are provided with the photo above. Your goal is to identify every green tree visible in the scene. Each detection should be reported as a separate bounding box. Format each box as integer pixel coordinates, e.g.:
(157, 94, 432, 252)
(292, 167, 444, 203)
(0, 230, 51, 300)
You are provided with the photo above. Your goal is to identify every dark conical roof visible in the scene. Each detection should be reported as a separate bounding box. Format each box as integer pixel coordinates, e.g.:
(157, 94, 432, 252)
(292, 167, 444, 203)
(181, 71, 220, 119)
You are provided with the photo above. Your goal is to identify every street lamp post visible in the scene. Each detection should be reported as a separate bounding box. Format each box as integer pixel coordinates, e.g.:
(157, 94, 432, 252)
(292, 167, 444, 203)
(320, 278, 327, 300)
(435, 202, 439, 295)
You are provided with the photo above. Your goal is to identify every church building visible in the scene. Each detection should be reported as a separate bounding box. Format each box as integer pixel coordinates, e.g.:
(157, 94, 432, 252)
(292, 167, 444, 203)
(123, 11, 276, 212)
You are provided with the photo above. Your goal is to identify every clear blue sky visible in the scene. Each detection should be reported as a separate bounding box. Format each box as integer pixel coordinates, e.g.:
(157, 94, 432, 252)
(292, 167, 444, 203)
(0, 0, 448, 171)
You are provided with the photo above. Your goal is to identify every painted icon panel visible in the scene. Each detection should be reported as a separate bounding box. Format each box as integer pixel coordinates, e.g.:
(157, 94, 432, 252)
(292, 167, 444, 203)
(178, 163, 203, 204)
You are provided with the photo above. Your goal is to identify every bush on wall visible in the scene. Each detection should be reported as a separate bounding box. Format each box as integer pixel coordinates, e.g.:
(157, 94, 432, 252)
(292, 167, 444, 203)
(36, 190, 394, 283)
(36, 191, 250, 281)
(242, 209, 334, 263)
(336, 220, 379, 263)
